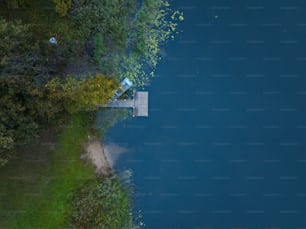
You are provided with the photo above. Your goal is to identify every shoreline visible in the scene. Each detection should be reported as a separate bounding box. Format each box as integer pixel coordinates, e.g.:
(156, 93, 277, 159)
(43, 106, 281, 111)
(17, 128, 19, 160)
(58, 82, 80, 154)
(83, 139, 112, 176)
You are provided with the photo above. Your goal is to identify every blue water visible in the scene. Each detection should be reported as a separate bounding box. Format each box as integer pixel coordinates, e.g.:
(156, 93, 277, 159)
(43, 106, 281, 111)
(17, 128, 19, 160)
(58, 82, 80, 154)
(105, 1, 306, 228)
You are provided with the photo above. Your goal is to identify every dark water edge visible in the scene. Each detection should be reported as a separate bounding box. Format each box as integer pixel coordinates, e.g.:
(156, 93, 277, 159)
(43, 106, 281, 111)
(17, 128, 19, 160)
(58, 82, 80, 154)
(103, 0, 306, 228)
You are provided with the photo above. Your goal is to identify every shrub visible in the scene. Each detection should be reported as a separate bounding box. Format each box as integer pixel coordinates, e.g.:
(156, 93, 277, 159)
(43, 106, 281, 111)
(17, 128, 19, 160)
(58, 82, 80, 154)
(69, 175, 140, 229)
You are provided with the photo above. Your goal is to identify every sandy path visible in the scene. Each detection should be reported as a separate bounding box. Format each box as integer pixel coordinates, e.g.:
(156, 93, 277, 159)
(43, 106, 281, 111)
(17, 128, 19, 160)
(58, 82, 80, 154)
(83, 140, 111, 176)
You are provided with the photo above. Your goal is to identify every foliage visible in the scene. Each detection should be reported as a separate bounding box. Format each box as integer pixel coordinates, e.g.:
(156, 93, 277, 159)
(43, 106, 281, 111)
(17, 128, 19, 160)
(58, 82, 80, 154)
(1, 0, 183, 86)
(46, 73, 119, 113)
(70, 0, 136, 47)
(93, 33, 105, 64)
(54, 0, 72, 17)
(4, 0, 32, 9)
(1, 3, 82, 76)
(114, 0, 183, 86)
(69, 0, 183, 86)
(131, 0, 182, 62)
(69, 173, 142, 229)
(0, 76, 47, 166)
(0, 19, 43, 77)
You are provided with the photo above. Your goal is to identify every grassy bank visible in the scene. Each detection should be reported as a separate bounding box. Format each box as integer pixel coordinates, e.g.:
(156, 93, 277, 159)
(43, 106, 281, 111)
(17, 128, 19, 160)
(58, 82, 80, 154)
(0, 113, 96, 228)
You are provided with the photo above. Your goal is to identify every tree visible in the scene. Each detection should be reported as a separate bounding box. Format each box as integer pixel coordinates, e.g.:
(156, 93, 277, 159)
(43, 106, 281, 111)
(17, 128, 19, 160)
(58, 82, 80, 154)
(0, 76, 47, 166)
(46, 74, 119, 113)
(69, 0, 183, 86)
(0, 19, 43, 78)
(70, 0, 136, 47)
(53, 0, 72, 17)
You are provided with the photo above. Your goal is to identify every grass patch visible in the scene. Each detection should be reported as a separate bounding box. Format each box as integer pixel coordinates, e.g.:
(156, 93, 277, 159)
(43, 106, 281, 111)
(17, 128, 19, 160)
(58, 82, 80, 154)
(0, 112, 96, 229)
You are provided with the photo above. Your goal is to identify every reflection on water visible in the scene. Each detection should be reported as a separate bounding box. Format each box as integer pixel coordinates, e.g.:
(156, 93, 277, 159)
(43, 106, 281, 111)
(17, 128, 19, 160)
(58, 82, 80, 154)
(103, 143, 128, 168)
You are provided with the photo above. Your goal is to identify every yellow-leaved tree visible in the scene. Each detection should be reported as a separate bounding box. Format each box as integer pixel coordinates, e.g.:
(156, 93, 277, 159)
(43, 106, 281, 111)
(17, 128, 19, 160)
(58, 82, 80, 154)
(46, 74, 118, 113)
(53, 0, 72, 17)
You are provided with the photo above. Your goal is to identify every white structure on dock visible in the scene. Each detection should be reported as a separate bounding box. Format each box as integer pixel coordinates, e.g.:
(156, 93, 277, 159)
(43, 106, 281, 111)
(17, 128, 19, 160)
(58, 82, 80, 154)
(113, 78, 133, 99)
(105, 91, 148, 117)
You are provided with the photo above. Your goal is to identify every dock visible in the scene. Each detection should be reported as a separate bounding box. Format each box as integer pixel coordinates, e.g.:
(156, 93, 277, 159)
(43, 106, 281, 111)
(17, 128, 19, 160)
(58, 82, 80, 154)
(104, 91, 148, 117)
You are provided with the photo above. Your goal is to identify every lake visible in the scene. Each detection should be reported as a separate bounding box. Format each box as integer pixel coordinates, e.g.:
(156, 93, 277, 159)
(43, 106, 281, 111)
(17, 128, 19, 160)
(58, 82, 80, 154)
(105, 0, 306, 228)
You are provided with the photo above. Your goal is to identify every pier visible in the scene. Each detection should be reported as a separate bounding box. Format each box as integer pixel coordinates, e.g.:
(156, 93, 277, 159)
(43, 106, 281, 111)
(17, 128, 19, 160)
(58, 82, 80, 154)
(104, 91, 148, 117)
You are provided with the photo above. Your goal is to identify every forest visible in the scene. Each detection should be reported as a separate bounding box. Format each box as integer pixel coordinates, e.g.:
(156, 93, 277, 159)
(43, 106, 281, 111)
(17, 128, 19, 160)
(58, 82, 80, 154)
(0, 0, 182, 228)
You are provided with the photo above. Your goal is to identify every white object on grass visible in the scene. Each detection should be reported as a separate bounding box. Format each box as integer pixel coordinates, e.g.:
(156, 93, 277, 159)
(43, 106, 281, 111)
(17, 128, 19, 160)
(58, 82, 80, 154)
(49, 37, 57, 44)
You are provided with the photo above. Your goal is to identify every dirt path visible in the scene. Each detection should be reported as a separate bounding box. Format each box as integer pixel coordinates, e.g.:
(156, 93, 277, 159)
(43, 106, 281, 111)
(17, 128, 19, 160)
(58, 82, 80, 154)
(83, 140, 111, 176)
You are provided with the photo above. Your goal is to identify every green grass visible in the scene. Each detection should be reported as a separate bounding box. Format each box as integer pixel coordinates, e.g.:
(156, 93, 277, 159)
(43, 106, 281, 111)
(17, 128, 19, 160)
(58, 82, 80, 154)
(0, 113, 96, 229)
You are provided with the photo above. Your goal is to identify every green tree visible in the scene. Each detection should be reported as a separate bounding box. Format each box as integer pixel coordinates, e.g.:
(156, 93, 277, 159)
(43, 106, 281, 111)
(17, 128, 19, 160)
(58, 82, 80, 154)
(70, 0, 136, 47)
(46, 74, 118, 113)
(0, 76, 48, 166)
(69, 0, 183, 86)
(0, 19, 43, 78)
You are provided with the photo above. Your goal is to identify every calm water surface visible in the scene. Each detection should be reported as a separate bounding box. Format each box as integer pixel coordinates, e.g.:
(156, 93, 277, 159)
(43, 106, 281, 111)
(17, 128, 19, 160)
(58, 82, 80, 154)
(104, 1, 306, 228)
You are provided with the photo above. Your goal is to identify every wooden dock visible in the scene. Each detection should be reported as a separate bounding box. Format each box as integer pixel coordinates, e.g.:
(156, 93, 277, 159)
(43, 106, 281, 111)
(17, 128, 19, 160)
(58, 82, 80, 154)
(104, 91, 148, 117)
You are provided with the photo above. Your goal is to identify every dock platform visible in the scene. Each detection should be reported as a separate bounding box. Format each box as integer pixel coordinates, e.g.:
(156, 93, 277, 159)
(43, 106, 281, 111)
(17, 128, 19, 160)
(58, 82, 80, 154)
(104, 91, 148, 117)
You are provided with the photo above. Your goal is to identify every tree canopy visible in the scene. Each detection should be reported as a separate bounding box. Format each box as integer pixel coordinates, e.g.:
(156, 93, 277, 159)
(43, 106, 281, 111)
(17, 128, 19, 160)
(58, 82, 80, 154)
(0, 19, 42, 77)
(46, 74, 118, 113)
(0, 76, 46, 166)
(69, 0, 183, 86)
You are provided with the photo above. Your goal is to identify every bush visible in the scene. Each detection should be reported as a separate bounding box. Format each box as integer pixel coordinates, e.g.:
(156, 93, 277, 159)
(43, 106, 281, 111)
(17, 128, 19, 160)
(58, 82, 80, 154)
(69, 174, 140, 229)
